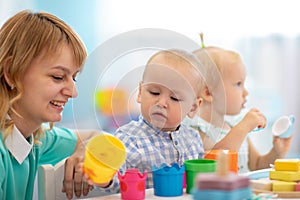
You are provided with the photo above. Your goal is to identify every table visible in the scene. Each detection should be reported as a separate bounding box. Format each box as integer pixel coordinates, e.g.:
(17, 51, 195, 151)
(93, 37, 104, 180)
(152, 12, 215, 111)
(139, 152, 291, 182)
(82, 188, 297, 200)
(83, 168, 300, 200)
(82, 188, 192, 199)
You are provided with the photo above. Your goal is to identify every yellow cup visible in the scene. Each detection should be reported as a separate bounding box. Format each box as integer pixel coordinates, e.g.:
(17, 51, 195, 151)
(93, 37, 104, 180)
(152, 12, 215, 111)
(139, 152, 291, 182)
(83, 134, 126, 184)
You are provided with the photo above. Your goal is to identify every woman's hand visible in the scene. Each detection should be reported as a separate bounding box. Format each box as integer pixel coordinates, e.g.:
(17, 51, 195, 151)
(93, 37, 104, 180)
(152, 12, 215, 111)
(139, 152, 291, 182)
(61, 154, 94, 199)
(61, 130, 97, 199)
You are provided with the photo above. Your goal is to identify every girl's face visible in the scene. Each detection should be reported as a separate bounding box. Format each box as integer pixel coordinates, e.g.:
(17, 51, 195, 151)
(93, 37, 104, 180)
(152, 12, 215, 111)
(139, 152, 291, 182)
(213, 59, 248, 116)
(13, 44, 79, 128)
(137, 60, 198, 132)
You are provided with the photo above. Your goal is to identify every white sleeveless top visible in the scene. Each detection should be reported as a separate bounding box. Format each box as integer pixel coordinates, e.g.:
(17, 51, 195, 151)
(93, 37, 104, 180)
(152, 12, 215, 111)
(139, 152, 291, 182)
(183, 116, 249, 173)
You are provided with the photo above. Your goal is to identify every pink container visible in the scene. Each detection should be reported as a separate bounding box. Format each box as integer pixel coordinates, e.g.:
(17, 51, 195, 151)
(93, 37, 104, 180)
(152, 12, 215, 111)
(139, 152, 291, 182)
(118, 168, 147, 200)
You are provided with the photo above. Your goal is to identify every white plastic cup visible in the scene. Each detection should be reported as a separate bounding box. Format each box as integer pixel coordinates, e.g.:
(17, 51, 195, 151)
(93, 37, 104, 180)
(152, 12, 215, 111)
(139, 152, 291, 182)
(272, 115, 295, 138)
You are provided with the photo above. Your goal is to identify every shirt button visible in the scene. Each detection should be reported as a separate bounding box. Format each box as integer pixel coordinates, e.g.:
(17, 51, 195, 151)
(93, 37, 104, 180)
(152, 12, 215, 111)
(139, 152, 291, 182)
(174, 141, 178, 145)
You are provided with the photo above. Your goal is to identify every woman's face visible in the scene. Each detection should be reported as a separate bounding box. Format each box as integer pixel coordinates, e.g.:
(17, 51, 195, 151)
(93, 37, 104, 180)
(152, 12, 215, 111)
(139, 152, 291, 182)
(13, 44, 79, 127)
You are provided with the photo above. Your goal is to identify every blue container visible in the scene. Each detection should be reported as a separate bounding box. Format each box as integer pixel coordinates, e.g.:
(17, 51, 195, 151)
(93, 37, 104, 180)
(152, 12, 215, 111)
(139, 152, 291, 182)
(152, 163, 185, 197)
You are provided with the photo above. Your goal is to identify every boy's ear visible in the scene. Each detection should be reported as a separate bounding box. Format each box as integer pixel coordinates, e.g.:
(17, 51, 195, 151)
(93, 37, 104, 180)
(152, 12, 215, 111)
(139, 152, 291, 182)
(201, 85, 213, 102)
(136, 81, 143, 103)
(187, 97, 203, 118)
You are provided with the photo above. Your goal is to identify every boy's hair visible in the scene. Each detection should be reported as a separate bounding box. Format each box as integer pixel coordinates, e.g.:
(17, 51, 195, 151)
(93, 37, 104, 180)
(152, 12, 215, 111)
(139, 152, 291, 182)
(144, 48, 205, 97)
(193, 46, 241, 90)
(0, 10, 87, 140)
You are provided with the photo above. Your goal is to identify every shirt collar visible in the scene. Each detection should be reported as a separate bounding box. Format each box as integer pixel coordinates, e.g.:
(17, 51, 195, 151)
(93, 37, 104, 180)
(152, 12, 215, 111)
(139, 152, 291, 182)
(5, 125, 34, 164)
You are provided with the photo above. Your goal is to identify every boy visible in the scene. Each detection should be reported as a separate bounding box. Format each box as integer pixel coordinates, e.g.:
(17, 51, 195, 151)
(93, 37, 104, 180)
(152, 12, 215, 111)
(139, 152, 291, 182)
(114, 49, 205, 188)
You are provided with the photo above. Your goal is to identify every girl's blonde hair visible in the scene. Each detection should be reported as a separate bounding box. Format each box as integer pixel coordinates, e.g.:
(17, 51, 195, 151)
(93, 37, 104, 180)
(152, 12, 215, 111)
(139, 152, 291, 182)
(0, 10, 87, 141)
(193, 46, 241, 90)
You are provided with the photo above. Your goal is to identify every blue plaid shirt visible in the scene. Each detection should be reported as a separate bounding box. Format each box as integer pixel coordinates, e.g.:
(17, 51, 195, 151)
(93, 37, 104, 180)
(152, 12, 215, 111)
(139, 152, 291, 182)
(114, 115, 204, 188)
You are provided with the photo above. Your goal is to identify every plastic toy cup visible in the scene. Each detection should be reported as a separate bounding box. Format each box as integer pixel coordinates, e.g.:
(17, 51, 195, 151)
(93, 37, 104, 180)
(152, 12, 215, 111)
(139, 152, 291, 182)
(184, 159, 216, 194)
(118, 168, 147, 200)
(204, 149, 238, 173)
(152, 163, 185, 197)
(83, 134, 126, 184)
(183, 171, 186, 188)
(272, 115, 295, 138)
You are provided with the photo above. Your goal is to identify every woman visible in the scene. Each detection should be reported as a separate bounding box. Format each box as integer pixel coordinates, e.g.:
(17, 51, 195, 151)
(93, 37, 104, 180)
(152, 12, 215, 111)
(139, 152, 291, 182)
(0, 10, 111, 199)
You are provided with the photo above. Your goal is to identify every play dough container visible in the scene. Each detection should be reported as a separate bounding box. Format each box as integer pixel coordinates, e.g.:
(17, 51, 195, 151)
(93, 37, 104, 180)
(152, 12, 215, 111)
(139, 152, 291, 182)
(205, 150, 238, 173)
(152, 163, 185, 197)
(184, 159, 216, 194)
(118, 168, 147, 200)
(83, 134, 126, 184)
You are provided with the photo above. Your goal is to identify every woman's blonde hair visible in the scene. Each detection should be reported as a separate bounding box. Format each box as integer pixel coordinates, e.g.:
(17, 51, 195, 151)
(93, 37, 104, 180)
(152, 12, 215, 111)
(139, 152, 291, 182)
(0, 10, 87, 140)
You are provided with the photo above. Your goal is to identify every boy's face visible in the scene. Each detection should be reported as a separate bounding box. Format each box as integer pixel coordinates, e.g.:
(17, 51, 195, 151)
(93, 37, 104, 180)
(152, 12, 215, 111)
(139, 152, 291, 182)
(137, 57, 199, 132)
(213, 58, 248, 116)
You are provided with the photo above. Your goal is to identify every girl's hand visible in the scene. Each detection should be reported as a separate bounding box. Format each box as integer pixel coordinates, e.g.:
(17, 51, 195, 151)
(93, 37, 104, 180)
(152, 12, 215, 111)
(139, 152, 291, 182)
(272, 135, 293, 158)
(241, 108, 266, 132)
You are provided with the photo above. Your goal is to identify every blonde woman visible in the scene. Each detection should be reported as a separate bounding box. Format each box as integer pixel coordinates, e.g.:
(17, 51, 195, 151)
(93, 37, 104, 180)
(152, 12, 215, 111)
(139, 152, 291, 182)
(0, 10, 113, 199)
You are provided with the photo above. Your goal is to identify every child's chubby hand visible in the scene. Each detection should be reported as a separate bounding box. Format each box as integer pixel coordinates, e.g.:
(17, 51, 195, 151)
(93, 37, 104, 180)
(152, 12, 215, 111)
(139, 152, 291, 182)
(272, 134, 293, 158)
(240, 108, 267, 132)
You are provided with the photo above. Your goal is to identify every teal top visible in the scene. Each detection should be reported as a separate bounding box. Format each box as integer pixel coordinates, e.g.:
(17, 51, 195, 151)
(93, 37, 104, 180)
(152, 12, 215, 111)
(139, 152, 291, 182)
(0, 126, 77, 200)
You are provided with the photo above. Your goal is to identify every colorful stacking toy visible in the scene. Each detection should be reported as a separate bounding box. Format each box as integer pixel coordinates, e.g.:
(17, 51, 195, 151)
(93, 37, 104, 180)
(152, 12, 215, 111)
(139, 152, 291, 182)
(250, 158, 300, 195)
(269, 158, 300, 192)
(83, 134, 126, 184)
(193, 150, 252, 200)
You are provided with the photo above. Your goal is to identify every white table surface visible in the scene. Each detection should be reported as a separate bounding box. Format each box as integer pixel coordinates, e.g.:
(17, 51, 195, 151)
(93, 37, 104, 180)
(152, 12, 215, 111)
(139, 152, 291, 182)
(81, 188, 296, 200)
(82, 168, 299, 200)
(82, 188, 192, 200)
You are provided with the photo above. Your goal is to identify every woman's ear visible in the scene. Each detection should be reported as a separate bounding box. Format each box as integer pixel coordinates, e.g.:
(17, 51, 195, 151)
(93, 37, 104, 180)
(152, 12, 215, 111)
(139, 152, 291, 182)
(3, 56, 14, 87)
(187, 97, 203, 118)
(136, 81, 143, 103)
(201, 85, 213, 102)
